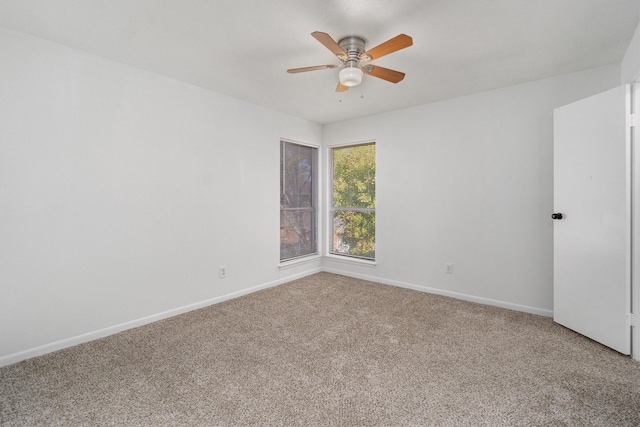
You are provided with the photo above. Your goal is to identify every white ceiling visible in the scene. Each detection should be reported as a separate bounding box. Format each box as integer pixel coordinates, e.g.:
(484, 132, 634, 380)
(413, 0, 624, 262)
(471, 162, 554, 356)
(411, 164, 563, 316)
(0, 0, 638, 124)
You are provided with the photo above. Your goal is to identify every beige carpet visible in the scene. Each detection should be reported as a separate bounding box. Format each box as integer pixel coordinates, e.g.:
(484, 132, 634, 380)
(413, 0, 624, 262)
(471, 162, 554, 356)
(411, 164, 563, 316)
(1, 272, 639, 426)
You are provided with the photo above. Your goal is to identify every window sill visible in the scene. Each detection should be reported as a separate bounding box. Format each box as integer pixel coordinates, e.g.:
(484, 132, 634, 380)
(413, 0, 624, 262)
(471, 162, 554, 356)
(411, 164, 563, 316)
(324, 254, 377, 268)
(279, 254, 322, 270)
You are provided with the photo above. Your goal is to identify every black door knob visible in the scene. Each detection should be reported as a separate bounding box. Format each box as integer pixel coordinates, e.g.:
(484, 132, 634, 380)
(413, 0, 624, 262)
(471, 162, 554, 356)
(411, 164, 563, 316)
(551, 213, 563, 220)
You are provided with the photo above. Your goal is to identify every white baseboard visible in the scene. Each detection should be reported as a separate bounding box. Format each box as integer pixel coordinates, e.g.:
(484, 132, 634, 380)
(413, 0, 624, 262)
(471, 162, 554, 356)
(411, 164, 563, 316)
(1, 266, 551, 367)
(321, 267, 554, 318)
(0, 268, 321, 368)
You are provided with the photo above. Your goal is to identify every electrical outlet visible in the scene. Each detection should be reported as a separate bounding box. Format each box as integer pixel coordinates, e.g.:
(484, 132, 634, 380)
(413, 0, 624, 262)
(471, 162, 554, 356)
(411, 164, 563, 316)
(445, 263, 453, 274)
(219, 266, 227, 278)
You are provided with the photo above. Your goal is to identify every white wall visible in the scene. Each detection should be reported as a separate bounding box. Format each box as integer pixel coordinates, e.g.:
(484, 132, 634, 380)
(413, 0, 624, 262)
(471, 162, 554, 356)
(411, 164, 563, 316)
(323, 64, 621, 315)
(0, 28, 322, 365)
(622, 20, 640, 83)
(0, 23, 630, 366)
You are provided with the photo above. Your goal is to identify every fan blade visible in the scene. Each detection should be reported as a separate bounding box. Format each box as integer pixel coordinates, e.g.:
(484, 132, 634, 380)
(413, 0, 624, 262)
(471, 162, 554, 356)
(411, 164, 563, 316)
(312, 31, 347, 60)
(287, 64, 338, 73)
(335, 82, 349, 92)
(361, 34, 412, 62)
(363, 65, 405, 83)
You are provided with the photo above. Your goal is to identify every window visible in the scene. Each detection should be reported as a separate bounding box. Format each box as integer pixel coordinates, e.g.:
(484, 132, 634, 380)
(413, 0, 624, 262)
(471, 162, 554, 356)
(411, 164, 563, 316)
(280, 140, 318, 261)
(330, 142, 375, 260)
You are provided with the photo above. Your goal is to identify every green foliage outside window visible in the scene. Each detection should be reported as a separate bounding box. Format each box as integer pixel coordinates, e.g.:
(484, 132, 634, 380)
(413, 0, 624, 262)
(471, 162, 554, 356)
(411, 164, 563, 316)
(332, 143, 375, 259)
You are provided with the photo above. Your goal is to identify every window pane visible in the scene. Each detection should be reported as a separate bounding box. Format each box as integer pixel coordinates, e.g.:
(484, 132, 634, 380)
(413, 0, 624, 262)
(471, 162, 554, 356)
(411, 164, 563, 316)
(331, 210, 375, 260)
(280, 141, 317, 262)
(281, 209, 316, 260)
(332, 143, 376, 209)
(331, 142, 375, 260)
(282, 143, 315, 209)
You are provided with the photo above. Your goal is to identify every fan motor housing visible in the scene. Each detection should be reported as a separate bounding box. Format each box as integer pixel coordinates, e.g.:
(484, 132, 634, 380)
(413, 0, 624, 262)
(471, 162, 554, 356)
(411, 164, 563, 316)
(338, 36, 365, 65)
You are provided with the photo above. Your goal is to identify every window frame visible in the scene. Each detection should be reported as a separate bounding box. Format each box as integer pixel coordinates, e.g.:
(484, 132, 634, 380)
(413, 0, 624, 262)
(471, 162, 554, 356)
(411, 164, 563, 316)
(280, 139, 319, 263)
(328, 141, 376, 262)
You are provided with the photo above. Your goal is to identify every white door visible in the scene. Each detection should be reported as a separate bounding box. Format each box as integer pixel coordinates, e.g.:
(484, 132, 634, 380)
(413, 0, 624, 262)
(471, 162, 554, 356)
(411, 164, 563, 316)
(553, 85, 631, 355)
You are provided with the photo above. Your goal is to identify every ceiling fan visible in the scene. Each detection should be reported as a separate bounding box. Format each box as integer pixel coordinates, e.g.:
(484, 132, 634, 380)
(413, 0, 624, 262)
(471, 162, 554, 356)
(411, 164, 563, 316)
(287, 31, 413, 92)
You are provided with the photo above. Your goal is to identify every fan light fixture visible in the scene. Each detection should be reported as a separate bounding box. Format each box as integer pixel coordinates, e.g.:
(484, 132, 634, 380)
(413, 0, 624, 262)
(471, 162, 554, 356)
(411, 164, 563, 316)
(339, 67, 363, 87)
